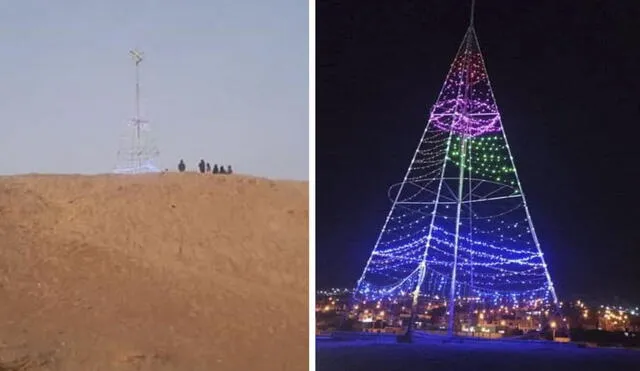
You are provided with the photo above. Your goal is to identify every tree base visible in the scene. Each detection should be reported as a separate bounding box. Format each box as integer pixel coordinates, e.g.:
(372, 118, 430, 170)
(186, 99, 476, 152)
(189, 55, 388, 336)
(397, 330, 414, 343)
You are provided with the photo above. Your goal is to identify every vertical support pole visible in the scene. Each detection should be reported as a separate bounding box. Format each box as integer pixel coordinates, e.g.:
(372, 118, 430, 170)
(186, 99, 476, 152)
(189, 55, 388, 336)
(135, 58, 141, 169)
(448, 136, 466, 337)
(448, 27, 474, 337)
(129, 49, 144, 170)
(467, 141, 475, 323)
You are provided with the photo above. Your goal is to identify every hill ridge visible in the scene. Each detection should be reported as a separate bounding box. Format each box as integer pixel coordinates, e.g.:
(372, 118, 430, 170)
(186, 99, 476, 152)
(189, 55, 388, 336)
(0, 172, 308, 370)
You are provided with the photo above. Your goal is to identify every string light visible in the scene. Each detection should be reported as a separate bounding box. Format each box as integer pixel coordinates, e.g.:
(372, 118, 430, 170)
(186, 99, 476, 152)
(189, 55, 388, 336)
(429, 48, 502, 137)
(449, 135, 517, 186)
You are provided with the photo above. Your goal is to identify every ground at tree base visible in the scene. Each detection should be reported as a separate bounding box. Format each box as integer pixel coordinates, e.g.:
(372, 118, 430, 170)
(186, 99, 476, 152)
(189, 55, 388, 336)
(316, 338, 640, 371)
(0, 172, 308, 370)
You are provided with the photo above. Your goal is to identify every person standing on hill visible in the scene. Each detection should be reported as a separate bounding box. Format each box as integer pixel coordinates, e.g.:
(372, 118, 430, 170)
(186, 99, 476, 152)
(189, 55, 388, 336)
(198, 159, 205, 173)
(226, 165, 233, 174)
(213, 164, 219, 174)
(219, 165, 226, 174)
(206, 162, 211, 173)
(178, 159, 186, 172)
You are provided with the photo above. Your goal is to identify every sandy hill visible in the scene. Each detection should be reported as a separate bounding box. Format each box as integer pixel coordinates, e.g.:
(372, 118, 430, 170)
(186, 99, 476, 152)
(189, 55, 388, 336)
(0, 173, 308, 371)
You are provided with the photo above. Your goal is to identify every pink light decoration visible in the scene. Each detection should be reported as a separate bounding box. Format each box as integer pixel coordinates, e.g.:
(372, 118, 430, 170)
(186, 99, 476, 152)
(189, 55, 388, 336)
(429, 28, 502, 137)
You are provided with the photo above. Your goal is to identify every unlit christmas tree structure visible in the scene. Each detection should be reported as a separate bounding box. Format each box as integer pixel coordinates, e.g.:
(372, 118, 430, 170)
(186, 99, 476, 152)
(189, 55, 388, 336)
(354, 6, 557, 335)
(114, 49, 160, 174)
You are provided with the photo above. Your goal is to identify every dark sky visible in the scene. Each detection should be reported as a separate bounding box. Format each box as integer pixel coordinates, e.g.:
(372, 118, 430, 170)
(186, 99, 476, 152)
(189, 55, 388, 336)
(316, 0, 640, 304)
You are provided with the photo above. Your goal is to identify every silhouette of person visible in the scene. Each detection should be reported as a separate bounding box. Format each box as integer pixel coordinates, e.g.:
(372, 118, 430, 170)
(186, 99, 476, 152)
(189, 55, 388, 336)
(219, 165, 227, 175)
(178, 159, 186, 172)
(227, 165, 233, 174)
(198, 159, 205, 173)
(213, 164, 219, 174)
(206, 162, 211, 173)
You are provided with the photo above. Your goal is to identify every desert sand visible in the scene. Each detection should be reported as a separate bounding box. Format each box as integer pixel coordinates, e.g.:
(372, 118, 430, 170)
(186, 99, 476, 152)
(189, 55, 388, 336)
(0, 173, 308, 370)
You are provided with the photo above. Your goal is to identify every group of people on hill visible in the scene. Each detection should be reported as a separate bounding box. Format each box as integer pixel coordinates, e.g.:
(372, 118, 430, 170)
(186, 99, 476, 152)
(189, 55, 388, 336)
(177, 159, 233, 175)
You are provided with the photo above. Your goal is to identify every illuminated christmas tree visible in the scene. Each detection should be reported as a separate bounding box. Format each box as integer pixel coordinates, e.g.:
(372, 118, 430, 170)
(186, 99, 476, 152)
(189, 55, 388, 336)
(353, 6, 558, 335)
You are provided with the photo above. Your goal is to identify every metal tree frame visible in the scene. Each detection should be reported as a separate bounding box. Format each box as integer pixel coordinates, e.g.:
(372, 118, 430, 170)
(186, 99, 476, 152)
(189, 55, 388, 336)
(354, 2, 558, 337)
(114, 49, 161, 174)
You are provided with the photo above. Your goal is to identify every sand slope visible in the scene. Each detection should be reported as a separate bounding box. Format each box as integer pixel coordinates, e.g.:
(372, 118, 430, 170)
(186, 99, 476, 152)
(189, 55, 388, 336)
(0, 173, 308, 370)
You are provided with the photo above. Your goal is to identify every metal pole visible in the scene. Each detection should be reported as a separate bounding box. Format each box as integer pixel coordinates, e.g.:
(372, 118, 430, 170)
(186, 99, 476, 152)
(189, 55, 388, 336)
(129, 49, 144, 170)
(135, 61, 141, 168)
(448, 136, 466, 337)
(447, 28, 474, 337)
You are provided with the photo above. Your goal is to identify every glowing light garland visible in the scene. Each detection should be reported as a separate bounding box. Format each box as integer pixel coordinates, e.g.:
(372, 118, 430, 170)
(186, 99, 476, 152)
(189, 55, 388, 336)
(354, 26, 557, 313)
(429, 46, 502, 137)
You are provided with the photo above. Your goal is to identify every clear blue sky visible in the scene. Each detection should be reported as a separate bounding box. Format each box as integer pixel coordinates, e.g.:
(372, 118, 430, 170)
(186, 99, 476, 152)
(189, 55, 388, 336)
(0, 0, 308, 180)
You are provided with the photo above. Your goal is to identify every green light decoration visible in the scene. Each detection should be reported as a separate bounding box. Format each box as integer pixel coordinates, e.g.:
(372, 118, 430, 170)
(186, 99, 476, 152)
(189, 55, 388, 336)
(448, 135, 517, 187)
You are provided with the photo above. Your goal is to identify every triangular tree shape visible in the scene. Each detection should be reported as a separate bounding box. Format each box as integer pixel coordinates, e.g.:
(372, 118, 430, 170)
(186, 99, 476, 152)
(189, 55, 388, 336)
(353, 26, 557, 333)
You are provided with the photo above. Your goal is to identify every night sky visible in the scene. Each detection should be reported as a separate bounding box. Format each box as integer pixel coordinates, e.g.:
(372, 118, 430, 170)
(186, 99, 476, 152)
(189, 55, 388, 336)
(316, 0, 640, 304)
